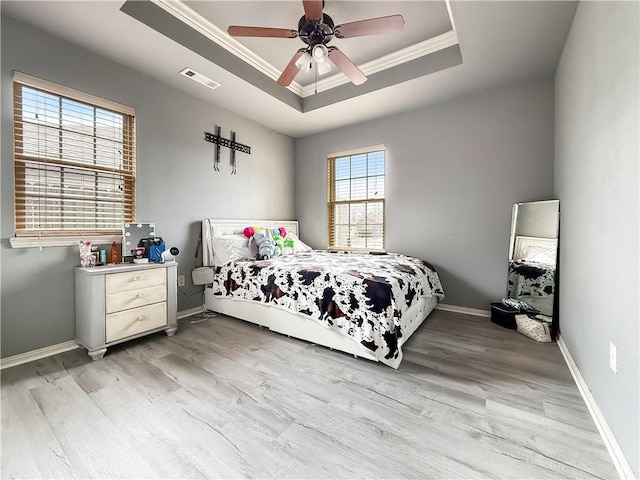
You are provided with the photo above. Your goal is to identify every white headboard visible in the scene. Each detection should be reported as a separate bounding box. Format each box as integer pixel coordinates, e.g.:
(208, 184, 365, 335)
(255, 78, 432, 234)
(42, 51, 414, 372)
(201, 219, 300, 267)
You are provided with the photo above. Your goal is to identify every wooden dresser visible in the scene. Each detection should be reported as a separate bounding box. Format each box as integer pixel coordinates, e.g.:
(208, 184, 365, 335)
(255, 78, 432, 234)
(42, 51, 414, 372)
(75, 262, 178, 360)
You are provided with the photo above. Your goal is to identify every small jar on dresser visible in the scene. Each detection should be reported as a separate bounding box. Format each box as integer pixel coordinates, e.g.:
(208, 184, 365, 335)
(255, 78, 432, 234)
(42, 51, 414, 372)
(75, 262, 178, 360)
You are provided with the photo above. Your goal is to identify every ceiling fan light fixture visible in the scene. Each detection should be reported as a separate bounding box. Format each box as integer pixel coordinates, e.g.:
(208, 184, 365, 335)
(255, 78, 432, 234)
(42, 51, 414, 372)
(295, 52, 313, 72)
(316, 60, 332, 75)
(312, 44, 329, 63)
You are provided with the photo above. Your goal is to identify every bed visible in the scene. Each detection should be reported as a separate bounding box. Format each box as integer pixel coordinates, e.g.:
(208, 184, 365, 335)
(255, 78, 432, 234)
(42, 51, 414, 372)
(200, 219, 444, 368)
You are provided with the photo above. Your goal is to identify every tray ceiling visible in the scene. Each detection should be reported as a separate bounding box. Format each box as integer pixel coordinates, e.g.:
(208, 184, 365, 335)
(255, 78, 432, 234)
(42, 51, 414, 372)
(121, 0, 462, 111)
(183, 0, 454, 87)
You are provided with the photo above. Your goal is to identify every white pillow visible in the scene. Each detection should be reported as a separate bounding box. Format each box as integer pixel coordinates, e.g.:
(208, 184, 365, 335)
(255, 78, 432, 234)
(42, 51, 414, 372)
(288, 233, 313, 253)
(213, 234, 254, 266)
(523, 246, 555, 266)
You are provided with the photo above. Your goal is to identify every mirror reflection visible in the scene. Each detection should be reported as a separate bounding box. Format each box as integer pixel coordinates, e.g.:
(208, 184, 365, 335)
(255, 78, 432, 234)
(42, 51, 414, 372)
(122, 222, 156, 258)
(507, 200, 560, 335)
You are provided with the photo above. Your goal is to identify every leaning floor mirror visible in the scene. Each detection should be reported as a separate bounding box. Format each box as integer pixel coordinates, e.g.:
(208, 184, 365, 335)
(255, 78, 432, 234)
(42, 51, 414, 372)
(507, 200, 560, 338)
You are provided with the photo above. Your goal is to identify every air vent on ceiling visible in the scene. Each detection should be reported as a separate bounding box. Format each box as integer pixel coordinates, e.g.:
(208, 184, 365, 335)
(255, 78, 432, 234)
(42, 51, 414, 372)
(180, 68, 221, 90)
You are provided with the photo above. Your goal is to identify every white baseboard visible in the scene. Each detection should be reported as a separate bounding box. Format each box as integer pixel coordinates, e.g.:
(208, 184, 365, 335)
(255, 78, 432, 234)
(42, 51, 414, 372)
(177, 305, 204, 319)
(1, 306, 206, 370)
(0, 340, 79, 370)
(557, 336, 635, 480)
(435, 303, 491, 318)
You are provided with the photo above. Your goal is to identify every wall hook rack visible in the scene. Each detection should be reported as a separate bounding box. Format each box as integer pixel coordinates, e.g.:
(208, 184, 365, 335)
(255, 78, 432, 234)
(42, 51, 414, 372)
(204, 126, 251, 174)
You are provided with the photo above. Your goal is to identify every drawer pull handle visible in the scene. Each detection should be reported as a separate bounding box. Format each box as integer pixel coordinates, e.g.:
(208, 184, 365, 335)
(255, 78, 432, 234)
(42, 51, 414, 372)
(136, 294, 143, 299)
(136, 316, 145, 322)
(134, 275, 142, 281)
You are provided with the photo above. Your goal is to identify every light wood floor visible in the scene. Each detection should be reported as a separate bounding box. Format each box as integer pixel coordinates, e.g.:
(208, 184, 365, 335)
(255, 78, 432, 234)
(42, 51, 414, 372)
(1, 310, 617, 479)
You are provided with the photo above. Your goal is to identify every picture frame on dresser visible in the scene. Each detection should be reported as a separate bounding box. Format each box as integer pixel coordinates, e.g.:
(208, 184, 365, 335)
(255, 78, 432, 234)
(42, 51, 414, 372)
(75, 262, 178, 360)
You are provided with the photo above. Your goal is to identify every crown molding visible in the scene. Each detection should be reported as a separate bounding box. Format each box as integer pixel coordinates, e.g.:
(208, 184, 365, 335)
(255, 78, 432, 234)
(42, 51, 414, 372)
(299, 30, 459, 97)
(445, 0, 457, 32)
(153, 0, 458, 99)
(151, 0, 306, 96)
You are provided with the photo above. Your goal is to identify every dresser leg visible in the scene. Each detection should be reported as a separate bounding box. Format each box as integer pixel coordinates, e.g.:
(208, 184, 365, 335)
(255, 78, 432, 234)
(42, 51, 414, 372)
(88, 348, 107, 361)
(165, 326, 178, 337)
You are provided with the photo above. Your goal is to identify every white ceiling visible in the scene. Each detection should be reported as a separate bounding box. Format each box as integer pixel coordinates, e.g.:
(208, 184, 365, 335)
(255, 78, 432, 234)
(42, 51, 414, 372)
(1, 1, 578, 139)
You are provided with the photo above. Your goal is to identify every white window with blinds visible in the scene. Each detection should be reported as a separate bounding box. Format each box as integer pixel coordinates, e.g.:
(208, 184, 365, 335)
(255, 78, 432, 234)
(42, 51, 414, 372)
(327, 145, 385, 251)
(12, 72, 135, 245)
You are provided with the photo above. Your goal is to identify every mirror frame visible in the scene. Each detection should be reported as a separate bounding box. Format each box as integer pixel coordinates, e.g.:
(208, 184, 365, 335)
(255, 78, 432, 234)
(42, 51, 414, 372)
(507, 200, 560, 339)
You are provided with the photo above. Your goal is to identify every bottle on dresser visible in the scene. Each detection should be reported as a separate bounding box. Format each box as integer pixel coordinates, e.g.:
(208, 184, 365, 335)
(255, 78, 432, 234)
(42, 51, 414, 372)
(109, 242, 119, 264)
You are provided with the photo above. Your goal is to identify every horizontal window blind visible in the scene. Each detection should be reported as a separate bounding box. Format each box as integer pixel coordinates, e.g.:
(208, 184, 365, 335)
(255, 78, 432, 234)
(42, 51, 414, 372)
(13, 73, 135, 237)
(327, 148, 385, 251)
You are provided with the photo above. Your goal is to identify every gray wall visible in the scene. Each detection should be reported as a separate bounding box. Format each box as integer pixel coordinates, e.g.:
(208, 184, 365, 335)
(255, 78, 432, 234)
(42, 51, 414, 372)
(554, 1, 639, 475)
(1, 15, 295, 358)
(295, 79, 555, 310)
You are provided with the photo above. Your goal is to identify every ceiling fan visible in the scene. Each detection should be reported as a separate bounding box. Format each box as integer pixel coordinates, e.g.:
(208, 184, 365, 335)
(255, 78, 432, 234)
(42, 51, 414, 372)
(227, 0, 405, 87)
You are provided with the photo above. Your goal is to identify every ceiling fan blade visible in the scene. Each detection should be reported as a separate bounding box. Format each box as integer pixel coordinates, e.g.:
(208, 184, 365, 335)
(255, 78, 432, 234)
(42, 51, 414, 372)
(228, 26, 298, 38)
(327, 47, 367, 85)
(335, 15, 405, 38)
(277, 50, 306, 86)
(302, 0, 323, 21)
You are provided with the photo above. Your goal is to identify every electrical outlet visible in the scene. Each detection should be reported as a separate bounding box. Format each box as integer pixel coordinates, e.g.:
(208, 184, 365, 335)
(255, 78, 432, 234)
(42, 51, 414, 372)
(609, 342, 617, 374)
(177, 275, 185, 287)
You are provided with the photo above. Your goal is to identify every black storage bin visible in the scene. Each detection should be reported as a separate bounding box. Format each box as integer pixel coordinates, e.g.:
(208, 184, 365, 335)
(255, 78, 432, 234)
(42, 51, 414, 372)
(490, 302, 519, 329)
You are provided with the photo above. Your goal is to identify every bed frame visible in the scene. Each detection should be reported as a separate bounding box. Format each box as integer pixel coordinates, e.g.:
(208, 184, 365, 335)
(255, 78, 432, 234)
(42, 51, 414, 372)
(201, 219, 438, 364)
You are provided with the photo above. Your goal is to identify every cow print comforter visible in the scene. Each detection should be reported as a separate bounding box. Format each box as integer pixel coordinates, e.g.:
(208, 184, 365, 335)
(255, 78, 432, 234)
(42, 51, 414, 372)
(210, 251, 444, 368)
(507, 261, 555, 298)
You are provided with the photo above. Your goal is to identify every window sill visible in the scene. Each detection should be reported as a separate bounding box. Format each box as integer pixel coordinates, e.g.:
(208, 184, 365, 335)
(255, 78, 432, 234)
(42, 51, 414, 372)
(9, 235, 121, 249)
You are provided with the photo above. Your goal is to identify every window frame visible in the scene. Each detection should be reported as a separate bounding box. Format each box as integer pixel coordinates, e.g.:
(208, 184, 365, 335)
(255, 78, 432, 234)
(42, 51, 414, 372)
(10, 72, 136, 248)
(327, 145, 386, 252)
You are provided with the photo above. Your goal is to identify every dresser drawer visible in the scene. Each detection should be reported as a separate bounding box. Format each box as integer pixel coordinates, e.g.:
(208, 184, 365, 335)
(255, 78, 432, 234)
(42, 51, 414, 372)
(106, 302, 167, 343)
(105, 285, 167, 314)
(106, 268, 166, 295)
